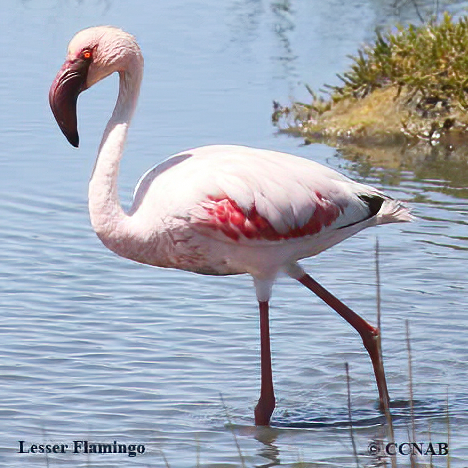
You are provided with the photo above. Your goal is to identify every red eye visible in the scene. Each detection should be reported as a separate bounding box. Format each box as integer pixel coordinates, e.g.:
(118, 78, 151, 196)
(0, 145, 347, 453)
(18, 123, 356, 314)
(82, 50, 92, 60)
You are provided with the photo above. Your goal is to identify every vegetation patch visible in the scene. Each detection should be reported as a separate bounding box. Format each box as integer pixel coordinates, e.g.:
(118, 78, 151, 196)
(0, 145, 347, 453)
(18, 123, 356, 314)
(273, 14, 468, 150)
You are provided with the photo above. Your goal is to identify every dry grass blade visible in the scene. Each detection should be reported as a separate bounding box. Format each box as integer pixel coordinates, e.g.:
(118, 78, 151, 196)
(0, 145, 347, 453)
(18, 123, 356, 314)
(375, 237, 382, 332)
(375, 238, 396, 468)
(446, 389, 451, 468)
(220, 393, 246, 468)
(406, 319, 417, 467)
(345, 362, 360, 468)
(159, 449, 171, 468)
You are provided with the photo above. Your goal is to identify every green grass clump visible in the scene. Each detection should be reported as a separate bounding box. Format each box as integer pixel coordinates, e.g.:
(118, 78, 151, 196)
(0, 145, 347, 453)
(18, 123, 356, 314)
(333, 13, 468, 107)
(274, 14, 468, 147)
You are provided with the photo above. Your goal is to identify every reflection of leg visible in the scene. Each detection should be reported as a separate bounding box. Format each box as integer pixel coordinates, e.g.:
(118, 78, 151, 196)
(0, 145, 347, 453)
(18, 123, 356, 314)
(297, 273, 390, 411)
(254, 300, 276, 426)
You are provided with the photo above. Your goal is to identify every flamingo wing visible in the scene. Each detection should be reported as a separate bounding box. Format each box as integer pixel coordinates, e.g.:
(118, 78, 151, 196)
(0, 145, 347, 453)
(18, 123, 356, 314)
(132, 145, 388, 245)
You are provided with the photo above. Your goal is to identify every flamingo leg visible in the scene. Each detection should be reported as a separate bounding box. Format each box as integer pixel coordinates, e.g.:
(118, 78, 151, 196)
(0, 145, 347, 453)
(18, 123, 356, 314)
(297, 273, 390, 411)
(255, 300, 276, 426)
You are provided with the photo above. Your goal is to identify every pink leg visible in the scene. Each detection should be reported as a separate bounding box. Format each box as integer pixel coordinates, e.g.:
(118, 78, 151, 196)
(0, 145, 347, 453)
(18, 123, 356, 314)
(255, 300, 276, 426)
(297, 273, 390, 411)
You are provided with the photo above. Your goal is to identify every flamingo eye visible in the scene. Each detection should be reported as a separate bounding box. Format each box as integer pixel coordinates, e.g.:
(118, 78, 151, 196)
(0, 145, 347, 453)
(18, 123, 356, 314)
(82, 49, 92, 60)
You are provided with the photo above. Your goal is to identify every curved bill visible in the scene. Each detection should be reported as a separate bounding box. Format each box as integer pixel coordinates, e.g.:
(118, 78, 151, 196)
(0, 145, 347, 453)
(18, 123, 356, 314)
(49, 58, 91, 148)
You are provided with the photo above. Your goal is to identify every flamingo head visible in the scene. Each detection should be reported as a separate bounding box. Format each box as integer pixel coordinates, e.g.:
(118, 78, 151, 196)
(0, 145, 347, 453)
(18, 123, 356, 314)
(49, 26, 142, 147)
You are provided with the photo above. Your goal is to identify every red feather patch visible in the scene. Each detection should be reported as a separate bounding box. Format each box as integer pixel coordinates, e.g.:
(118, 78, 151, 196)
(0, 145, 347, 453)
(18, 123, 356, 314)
(198, 194, 344, 242)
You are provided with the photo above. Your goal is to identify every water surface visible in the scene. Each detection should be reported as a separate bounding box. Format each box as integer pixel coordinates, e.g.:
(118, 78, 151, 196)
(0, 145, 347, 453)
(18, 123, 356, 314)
(1, 1, 467, 466)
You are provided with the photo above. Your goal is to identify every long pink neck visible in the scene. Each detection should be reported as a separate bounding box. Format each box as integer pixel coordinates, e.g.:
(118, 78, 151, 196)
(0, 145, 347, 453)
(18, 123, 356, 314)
(88, 56, 143, 253)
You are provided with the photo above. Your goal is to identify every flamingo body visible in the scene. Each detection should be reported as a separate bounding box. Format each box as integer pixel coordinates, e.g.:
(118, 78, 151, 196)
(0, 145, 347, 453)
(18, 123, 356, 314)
(49, 26, 412, 425)
(120, 144, 409, 284)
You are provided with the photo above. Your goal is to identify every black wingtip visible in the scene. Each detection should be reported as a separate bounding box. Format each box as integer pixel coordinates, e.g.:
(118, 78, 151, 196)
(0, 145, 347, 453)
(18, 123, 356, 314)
(358, 194, 385, 217)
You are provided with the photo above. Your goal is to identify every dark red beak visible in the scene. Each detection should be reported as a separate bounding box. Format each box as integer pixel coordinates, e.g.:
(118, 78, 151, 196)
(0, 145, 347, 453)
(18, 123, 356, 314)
(49, 58, 91, 147)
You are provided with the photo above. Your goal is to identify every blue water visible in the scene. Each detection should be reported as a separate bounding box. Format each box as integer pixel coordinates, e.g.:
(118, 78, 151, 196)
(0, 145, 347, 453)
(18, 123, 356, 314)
(1, 0, 467, 466)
